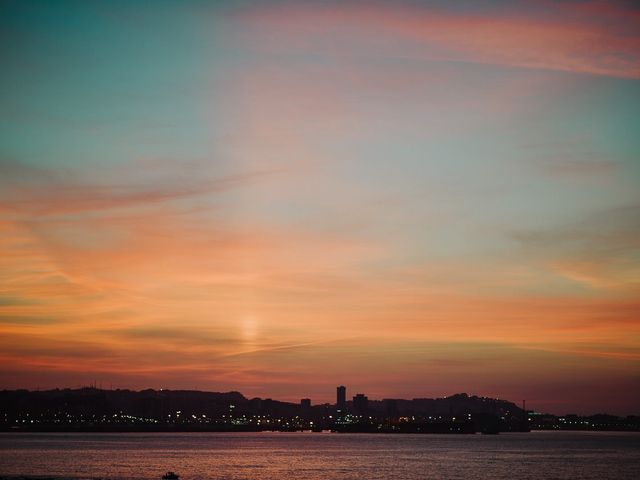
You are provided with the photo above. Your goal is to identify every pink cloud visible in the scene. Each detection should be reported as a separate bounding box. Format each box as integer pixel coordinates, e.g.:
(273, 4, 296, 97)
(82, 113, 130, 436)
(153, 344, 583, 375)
(238, 2, 640, 78)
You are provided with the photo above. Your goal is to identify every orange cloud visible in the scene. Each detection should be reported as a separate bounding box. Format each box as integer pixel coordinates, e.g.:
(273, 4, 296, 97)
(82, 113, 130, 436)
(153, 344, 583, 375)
(2, 159, 638, 399)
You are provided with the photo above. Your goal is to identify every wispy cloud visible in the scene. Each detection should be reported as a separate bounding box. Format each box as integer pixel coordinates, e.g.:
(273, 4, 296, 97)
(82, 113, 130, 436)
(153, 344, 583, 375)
(512, 204, 640, 290)
(0, 157, 286, 216)
(239, 1, 640, 78)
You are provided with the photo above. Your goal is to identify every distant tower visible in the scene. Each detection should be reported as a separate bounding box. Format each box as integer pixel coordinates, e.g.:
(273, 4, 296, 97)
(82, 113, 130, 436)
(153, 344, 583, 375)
(337, 386, 346, 410)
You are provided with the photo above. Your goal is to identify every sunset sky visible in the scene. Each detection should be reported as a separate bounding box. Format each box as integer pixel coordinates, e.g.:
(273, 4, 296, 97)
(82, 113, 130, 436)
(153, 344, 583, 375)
(1, 0, 639, 415)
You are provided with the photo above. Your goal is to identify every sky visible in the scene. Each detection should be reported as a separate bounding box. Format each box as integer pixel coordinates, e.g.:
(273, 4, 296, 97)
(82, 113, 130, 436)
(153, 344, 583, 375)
(1, 0, 639, 415)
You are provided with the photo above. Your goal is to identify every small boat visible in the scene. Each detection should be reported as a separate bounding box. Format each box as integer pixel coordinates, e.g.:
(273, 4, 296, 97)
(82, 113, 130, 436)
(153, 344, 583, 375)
(162, 472, 180, 480)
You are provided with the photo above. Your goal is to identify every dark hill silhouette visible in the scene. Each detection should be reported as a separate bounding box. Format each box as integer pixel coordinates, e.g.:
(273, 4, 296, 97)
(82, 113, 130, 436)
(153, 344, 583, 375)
(0, 388, 528, 432)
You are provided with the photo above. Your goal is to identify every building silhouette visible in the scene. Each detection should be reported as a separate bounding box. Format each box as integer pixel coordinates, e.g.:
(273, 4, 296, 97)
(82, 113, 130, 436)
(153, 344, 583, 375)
(353, 393, 368, 414)
(336, 385, 346, 410)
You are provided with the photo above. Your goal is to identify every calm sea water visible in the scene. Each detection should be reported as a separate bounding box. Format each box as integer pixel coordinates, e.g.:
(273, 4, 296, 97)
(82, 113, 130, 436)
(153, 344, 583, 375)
(1, 431, 639, 480)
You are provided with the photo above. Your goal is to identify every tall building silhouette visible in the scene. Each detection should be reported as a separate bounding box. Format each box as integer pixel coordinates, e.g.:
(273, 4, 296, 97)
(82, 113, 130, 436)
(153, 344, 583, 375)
(336, 385, 346, 410)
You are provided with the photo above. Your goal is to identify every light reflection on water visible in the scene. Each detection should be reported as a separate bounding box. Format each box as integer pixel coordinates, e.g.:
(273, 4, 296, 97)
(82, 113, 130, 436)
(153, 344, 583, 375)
(1, 431, 639, 480)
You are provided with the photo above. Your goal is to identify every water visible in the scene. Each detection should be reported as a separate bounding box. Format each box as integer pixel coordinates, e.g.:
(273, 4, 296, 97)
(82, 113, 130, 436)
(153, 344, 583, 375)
(1, 431, 639, 480)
